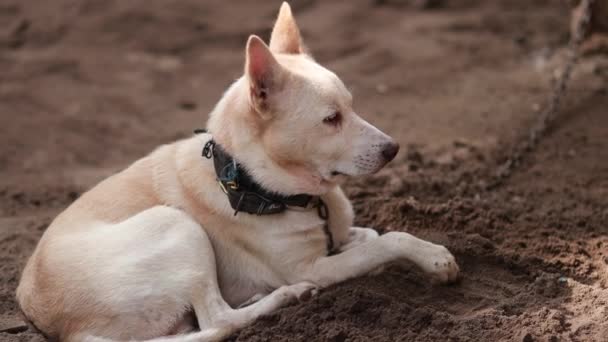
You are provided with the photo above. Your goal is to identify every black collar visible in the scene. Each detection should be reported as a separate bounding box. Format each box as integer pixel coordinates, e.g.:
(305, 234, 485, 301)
(197, 131, 336, 254)
(202, 139, 319, 216)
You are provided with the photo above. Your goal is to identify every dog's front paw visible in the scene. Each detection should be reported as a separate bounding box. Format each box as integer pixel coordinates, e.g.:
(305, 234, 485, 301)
(278, 282, 319, 304)
(418, 244, 460, 284)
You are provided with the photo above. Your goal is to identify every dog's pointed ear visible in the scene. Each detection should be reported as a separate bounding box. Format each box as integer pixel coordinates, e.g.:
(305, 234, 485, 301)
(269, 2, 306, 54)
(246, 35, 284, 115)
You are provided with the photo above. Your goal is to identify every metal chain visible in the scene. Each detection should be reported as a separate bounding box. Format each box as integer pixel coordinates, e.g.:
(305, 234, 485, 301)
(488, 0, 594, 189)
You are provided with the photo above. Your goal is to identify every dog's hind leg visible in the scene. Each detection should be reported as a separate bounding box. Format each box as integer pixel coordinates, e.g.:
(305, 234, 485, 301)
(112, 207, 317, 340)
(63, 205, 315, 342)
(120, 206, 317, 340)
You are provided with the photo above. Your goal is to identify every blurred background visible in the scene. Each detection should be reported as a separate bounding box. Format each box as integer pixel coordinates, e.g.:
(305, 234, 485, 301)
(1, 1, 607, 341)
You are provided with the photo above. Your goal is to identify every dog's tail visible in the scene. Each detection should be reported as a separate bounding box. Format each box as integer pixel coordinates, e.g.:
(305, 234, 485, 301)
(76, 328, 227, 342)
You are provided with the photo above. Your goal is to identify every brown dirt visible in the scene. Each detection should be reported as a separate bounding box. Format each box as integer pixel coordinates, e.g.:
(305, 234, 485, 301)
(1, 1, 607, 341)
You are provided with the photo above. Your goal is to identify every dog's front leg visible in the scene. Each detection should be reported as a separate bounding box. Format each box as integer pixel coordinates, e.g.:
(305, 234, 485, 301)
(304, 231, 459, 287)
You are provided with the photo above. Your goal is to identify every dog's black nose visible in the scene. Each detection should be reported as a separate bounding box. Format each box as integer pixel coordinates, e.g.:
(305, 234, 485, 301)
(381, 142, 400, 162)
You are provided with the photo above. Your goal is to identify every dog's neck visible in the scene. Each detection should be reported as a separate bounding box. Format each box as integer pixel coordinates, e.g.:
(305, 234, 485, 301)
(206, 78, 330, 196)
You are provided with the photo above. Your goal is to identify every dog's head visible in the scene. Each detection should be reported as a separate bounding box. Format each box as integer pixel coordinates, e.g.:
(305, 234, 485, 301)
(211, 2, 399, 195)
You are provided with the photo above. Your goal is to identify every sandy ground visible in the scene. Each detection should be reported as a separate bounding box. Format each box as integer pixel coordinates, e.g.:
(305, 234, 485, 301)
(1, 0, 607, 341)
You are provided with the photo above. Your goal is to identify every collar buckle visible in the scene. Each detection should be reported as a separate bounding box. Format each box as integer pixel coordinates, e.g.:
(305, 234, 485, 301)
(218, 180, 239, 194)
(225, 180, 238, 190)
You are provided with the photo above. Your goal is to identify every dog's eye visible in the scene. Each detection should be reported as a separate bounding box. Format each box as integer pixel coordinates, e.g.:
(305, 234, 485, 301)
(323, 111, 342, 126)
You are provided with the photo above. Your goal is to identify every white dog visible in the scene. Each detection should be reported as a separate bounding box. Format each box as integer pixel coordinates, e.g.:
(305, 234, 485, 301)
(17, 3, 459, 341)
